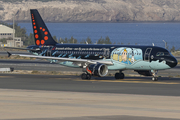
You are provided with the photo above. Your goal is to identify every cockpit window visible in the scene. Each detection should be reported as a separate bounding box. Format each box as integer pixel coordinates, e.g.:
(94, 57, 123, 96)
(164, 52, 170, 56)
(156, 52, 170, 56)
(160, 52, 164, 56)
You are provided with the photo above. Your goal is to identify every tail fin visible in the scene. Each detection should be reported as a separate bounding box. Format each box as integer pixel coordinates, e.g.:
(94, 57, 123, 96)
(30, 9, 57, 46)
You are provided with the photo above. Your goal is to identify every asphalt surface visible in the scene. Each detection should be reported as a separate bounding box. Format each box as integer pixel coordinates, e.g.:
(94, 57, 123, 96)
(6, 116, 180, 120)
(0, 74, 180, 120)
(0, 74, 180, 96)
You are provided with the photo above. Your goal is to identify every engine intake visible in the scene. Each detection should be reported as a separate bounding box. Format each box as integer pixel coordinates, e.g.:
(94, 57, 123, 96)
(135, 70, 153, 76)
(87, 63, 108, 77)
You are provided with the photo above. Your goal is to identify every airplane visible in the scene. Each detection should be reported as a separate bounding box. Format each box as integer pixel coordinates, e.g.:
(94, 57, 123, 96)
(6, 9, 178, 81)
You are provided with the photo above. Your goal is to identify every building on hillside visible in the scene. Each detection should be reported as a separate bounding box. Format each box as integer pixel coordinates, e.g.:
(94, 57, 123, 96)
(0, 24, 15, 39)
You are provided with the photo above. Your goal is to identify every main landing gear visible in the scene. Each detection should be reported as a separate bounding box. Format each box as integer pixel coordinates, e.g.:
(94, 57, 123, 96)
(115, 71, 125, 79)
(81, 73, 91, 80)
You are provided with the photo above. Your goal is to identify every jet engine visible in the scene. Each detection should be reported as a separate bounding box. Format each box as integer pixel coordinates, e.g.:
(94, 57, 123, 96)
(135, 70, 153, 76)
(86, 63, 108, 77)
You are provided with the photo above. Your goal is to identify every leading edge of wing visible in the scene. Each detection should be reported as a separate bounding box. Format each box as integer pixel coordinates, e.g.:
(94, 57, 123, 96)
(11, 54, 114, 65)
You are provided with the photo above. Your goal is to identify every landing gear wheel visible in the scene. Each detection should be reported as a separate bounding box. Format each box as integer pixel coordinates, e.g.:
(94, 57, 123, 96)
(120, 73, 124, 79)
(81, 73, 87, 80)
(81, 73, 92, 80)
(115, 73, 120, 79)
(115, 73, 125, 79)
(86, 74, 91, 80)
(152, 77, 158, 81)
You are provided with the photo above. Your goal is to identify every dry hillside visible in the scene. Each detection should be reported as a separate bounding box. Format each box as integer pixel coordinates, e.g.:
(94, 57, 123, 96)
(0, 0, 180, 22)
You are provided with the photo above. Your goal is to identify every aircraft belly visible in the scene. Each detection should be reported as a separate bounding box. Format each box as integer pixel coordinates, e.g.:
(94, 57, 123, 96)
(125, 60, 170, 70)
(109, 59, 170, 70)
(108, 60, 126, 70)
(149, 60, 170, 70)
(126, 61, 152, 70)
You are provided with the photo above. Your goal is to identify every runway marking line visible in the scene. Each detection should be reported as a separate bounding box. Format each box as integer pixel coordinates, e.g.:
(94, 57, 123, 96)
(54, 78, 180, 85)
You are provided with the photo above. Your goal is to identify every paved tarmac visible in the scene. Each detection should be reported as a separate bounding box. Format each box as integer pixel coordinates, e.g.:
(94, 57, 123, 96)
(0, 74, 180, 96)
(0, 74, 180, 120)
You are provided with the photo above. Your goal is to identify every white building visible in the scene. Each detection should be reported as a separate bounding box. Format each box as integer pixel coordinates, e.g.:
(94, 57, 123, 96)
(0, 24, 15, 39)
(7, 37, 23, 47)
(0, 24, 23, 47)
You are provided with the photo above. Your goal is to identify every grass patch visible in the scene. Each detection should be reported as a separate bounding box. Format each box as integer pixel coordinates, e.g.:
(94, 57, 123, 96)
(168, 75, 173, 78)
(175, 75, 180, 78)
(31, 70, 39, 74)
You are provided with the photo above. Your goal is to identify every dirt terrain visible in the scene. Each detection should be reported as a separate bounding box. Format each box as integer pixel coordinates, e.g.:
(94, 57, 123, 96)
(0, 0, 180, 22)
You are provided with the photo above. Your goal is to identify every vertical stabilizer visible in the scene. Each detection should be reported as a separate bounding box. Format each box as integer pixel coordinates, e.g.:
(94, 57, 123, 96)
(30, 9, 57, 46)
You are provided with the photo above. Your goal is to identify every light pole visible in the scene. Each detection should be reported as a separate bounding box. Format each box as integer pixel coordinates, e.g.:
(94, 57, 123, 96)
(162, 40, 167, 49)
(12, 10, 19, 47)
(13, 15, 15, 47)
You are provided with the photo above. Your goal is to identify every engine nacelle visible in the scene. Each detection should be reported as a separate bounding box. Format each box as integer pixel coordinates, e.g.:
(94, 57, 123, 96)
(87, 63, 108, 77)
(135, 70, 153, 76)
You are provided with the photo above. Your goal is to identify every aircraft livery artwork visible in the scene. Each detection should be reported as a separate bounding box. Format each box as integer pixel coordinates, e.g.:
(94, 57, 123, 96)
(6, 9, 178, 81)
(111, 47, 143, 64)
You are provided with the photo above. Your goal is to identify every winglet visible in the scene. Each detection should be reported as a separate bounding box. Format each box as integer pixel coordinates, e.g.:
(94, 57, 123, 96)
(7, 51, 11, 57)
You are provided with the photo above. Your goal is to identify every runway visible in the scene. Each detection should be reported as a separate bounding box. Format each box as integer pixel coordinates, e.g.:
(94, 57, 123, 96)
(0, 74, 180, 120)
(0, 74, 180, 96)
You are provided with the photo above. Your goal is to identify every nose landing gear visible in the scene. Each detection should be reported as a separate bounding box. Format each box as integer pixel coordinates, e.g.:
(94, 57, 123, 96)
(152, 70, 158, 81)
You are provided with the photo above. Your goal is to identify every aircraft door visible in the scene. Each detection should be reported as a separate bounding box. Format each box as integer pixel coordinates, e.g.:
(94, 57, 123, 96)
(144, 48, 152, 61)
(103, 49, 110, 58)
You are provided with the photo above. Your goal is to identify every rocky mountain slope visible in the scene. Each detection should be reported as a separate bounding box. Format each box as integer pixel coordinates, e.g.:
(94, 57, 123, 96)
(0, 0, 180, 22)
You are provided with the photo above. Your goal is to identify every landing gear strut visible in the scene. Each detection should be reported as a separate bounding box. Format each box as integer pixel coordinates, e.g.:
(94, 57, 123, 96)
(81, 73, 91, 80)
(115, 71, 125, 79)
(152, 70, 158, 81)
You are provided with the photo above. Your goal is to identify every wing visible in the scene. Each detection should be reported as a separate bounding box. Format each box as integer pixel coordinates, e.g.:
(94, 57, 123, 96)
(8, 52, 113, 66)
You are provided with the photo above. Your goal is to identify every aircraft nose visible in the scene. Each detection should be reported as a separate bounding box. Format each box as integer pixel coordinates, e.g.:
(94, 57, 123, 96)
(166, 57, 178, 68)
